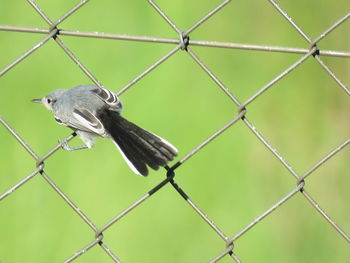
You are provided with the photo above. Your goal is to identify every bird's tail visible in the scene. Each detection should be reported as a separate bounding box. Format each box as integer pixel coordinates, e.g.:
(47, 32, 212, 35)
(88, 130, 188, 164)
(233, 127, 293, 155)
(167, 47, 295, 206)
(98, 109, 178, 176)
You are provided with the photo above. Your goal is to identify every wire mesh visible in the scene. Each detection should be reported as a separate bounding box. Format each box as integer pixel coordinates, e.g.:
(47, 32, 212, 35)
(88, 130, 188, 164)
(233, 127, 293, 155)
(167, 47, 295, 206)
(0, 0, 349, 262)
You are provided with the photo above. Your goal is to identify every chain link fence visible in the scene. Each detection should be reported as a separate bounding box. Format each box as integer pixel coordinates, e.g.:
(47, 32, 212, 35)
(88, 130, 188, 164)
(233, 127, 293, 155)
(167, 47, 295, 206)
(1, 0, 349, 262)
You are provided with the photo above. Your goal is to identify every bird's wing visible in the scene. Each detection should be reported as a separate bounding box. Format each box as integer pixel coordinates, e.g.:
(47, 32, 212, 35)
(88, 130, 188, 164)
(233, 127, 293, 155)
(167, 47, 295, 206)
(52, 86, 120, 136)
(55, 108, 106, 136)
(91, 87, 122, 112)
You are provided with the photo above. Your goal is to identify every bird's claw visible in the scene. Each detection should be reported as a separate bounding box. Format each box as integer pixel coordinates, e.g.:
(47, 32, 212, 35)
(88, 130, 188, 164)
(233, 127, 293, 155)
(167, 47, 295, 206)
(59, 139, 88, 151)
(59, 139, 71, 151)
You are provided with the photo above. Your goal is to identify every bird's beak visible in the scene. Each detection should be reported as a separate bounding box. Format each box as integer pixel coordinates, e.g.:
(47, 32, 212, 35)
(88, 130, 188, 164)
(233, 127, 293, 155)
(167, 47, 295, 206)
(31, 98, 42, 104)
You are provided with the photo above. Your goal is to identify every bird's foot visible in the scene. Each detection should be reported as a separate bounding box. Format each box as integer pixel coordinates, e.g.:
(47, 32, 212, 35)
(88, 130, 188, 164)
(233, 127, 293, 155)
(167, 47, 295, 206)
(59, 139, 88, 151)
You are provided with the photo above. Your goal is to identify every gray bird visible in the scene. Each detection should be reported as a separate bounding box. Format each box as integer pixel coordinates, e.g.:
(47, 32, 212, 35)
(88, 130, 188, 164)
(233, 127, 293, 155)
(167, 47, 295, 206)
(32, 85, 178, 176)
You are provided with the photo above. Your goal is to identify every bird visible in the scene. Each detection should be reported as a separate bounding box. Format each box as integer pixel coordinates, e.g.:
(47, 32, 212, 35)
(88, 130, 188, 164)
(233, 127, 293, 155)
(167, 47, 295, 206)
(32, 85, 178, 176)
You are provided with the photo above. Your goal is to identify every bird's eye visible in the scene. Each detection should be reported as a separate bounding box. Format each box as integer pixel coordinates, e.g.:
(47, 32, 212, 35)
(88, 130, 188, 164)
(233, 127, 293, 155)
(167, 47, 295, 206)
(47, 98, 52, 104)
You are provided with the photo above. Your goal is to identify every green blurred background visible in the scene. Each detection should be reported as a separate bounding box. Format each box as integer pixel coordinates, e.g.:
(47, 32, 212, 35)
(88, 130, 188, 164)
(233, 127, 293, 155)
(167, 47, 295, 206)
(0, 0, 349, 262)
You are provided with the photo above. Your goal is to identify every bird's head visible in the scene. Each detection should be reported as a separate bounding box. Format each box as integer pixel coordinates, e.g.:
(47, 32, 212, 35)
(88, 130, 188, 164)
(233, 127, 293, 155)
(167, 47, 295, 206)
(32, 89, 66, 111)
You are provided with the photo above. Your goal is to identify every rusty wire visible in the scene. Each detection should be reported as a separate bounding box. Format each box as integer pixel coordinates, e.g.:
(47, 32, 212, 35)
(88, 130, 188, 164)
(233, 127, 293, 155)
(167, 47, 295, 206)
(0, 0, 349, 262)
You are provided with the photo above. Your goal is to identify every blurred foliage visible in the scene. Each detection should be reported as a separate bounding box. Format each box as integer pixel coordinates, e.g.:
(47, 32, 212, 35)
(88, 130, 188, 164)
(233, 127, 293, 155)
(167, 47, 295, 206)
(0, 0, 349, 262)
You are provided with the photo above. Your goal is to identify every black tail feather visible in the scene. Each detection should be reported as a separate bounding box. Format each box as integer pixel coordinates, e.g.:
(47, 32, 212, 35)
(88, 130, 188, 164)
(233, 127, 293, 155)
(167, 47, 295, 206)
(98, 109, 177, 176)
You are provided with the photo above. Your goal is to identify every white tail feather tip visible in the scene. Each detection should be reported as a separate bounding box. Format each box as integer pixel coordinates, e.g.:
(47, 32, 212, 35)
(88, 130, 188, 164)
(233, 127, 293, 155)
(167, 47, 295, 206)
(112, 141, 143, 176)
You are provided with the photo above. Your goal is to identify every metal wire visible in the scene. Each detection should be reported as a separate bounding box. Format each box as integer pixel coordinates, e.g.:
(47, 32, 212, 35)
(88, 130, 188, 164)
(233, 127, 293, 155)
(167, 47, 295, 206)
(0, 0, 349, 262)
